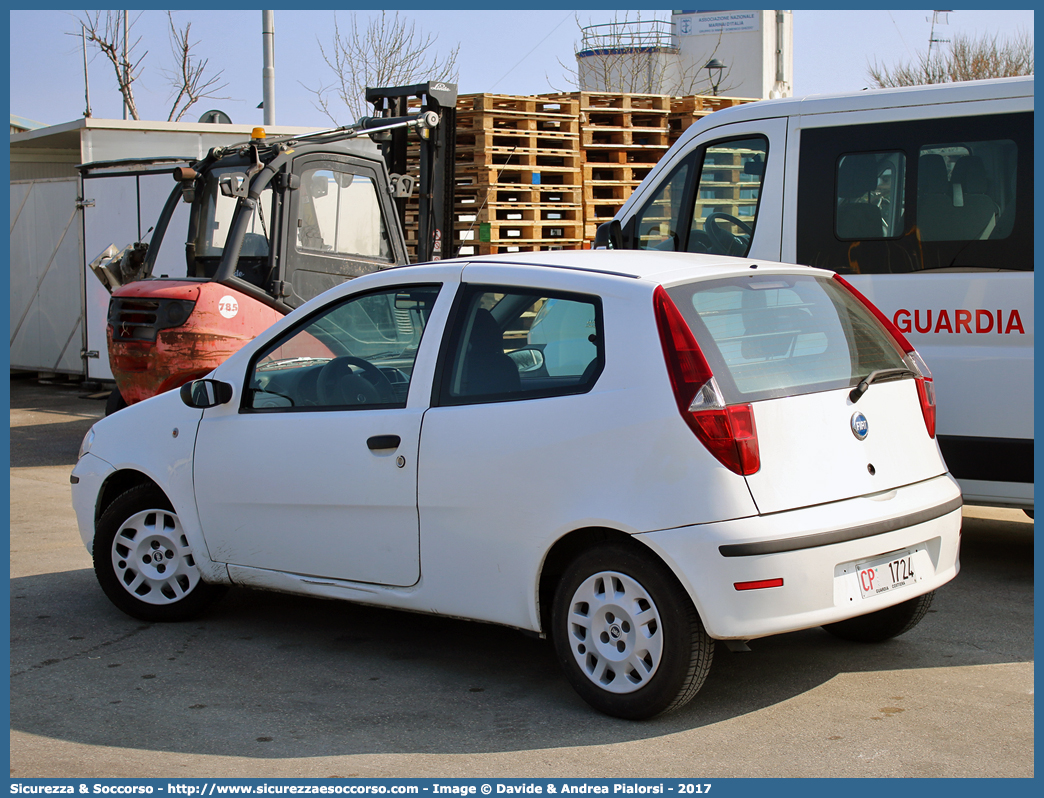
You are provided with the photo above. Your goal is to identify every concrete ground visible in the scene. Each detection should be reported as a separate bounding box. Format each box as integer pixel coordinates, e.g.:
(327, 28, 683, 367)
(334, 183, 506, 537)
(8, 375, 1034, 778)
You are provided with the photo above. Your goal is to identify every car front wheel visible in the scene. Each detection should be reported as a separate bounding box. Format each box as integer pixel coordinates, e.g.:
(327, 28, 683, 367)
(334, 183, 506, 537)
(93, 484, 226, 622)
(551, 543, 713, 719)
(822, 590, 935, 643)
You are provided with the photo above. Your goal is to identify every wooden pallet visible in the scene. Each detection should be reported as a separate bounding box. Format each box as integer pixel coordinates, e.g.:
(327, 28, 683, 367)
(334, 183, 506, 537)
(455, 129, 578, 153)
(454, 241, 585, 257)
(668, 94, 758, 142)
(456, 164, 583, 189)
(461, 220, 584, 243)
(541, 91, 671, 113)
(461, 93, 580, 117)
(456, 147, 583, 171)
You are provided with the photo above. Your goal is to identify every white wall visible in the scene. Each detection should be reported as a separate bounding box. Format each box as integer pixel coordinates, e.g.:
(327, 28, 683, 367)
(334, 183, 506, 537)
(673, 10, 793, 99)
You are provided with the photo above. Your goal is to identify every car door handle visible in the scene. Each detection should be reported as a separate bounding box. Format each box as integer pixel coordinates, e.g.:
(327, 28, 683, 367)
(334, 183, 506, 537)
(367, 435, 401, 451)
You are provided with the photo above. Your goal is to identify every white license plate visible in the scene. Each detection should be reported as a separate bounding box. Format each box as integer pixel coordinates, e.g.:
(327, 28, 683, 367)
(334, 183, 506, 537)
(853, 547, 923, 599)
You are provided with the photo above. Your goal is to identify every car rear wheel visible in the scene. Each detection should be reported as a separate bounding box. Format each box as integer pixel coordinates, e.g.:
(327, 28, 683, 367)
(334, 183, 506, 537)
(93, 484, 226, 622)
(822, 590, 935, 643)
(551, 543, 713, 719)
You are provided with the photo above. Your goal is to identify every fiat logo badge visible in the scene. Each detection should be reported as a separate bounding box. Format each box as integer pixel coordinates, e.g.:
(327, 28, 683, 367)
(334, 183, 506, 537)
(851, 412, 869, 440)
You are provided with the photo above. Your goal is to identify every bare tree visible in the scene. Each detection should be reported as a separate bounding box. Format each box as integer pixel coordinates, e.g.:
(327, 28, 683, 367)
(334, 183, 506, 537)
(553, 12, 734, 96)
(161, 12, 229, 122)
(868, 29, 1034, 88)
(304, 11, 460, 125)
(74, 10, 147, 120)
(71, 10, 227, 122)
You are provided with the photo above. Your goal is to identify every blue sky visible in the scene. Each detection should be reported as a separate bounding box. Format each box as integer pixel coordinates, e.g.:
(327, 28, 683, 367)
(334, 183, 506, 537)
(8, 8, 1036, 128)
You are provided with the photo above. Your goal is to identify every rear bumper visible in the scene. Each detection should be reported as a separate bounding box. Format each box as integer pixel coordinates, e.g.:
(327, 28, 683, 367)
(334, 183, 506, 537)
(639, 474, 962, 640)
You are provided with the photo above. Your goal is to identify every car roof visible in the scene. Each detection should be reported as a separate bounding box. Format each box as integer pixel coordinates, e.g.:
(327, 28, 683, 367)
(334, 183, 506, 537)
(443, 249, 821, 287)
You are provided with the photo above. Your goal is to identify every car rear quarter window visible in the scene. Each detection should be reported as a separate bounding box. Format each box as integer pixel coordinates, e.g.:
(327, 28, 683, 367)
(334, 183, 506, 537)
(667, 274, 907, 402)
(437, 286, 604, 406)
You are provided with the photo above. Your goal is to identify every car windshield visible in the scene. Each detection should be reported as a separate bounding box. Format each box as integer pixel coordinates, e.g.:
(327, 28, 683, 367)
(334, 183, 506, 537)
(667, 274, 907, 403)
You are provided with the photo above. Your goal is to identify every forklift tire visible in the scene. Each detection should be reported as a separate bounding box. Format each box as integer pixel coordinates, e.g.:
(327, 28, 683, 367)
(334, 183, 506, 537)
(105, 389, 128, 416)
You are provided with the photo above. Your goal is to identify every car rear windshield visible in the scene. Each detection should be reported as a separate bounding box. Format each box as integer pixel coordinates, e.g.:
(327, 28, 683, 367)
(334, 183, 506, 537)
(666, 274, 908, 403)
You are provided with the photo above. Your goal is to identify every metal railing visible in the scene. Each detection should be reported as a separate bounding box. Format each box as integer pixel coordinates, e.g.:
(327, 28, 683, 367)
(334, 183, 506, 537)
(579, 19, 675, 53)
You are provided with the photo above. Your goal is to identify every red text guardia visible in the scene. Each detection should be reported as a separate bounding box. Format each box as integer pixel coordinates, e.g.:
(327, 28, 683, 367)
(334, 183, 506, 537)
(893, 309, 1026, 335)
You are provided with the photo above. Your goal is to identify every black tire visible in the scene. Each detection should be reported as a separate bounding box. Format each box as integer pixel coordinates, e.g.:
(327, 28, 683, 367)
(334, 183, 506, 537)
(823, 590, 935, 643)
(104, 388, 127, 416)
(551, 543, 713, 720)
(93, 484, 227, 622)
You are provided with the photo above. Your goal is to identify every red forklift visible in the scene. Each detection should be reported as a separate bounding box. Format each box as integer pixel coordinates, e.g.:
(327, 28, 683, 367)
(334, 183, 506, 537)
(96, 81, 457, 413)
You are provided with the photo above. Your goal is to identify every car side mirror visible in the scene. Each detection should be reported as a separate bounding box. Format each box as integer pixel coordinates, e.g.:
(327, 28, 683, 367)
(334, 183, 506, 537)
(593, 219, 623, 250)
(180, 379, 234, 408)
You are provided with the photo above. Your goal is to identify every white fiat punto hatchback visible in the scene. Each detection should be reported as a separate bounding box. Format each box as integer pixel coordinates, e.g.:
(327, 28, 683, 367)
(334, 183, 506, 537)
(72, 250, 962, 719)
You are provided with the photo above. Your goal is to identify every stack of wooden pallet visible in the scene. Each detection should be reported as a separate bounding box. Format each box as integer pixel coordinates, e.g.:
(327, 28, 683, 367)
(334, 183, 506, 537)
(668, 94, 757, 143)
(399, 90, 757, 260)
(553, 92, 672, 239)
(452, 93, 583, 257)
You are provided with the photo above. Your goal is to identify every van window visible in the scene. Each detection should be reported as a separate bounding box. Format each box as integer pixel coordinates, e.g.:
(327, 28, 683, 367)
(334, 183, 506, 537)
(690, 138, 767, 256)
(798, 112, 1031, 273)
(917, 140, 1016, 241)
(835, 152, 906, 240)
(633, 159, 692, 251)
(631, 136, 767, 257)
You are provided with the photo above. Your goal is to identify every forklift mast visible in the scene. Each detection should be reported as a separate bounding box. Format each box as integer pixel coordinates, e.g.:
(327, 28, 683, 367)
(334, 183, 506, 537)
(366, 81, 457, 262)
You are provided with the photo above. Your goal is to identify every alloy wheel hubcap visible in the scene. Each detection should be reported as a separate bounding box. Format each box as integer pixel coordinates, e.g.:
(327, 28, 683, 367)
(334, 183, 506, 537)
(566, 570, 663, 694)
(111, 509, 200, 605)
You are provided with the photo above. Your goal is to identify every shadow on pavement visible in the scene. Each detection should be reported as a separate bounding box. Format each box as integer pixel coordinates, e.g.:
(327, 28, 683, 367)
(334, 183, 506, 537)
(10, 515, 1032, 759)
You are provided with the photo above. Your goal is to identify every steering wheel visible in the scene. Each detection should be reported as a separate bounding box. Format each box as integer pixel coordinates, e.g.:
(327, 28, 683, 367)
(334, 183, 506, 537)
(316, 356, 395, 406)
(704, 213, 753, 256)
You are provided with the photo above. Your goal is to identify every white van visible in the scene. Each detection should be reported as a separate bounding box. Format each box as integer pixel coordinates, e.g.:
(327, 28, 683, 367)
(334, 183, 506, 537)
(599, 76, 1033, 512)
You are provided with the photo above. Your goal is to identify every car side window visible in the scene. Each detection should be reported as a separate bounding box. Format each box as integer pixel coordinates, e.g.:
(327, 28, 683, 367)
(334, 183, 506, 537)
(439, 286, 604, 406)
(245, 285, 440, 411)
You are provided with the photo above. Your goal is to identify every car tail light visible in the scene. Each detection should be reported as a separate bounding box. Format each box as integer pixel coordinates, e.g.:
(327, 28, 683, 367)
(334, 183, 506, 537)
(905, 350, 937, 439)
(653, 286, 760, 475)
(832, 275, 937, 439)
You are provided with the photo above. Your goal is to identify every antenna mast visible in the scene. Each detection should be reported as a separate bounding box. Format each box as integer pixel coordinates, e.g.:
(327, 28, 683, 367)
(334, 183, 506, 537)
(927, 10, 952, 61)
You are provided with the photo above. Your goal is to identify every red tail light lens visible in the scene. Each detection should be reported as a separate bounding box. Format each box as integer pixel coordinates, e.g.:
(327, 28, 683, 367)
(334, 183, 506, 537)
(653, 286, 760, 475)
(832, 275, 937, 439)
(906, 350, 937, 439)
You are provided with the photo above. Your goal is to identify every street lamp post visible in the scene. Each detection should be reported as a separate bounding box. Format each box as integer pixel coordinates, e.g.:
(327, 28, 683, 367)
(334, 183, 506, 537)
(705, 58, 727, 96)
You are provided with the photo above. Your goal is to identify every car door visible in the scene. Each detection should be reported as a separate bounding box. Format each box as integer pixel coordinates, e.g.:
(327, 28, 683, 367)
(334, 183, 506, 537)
(192, 280, 446, 587)
(416, 273, 608, 624)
